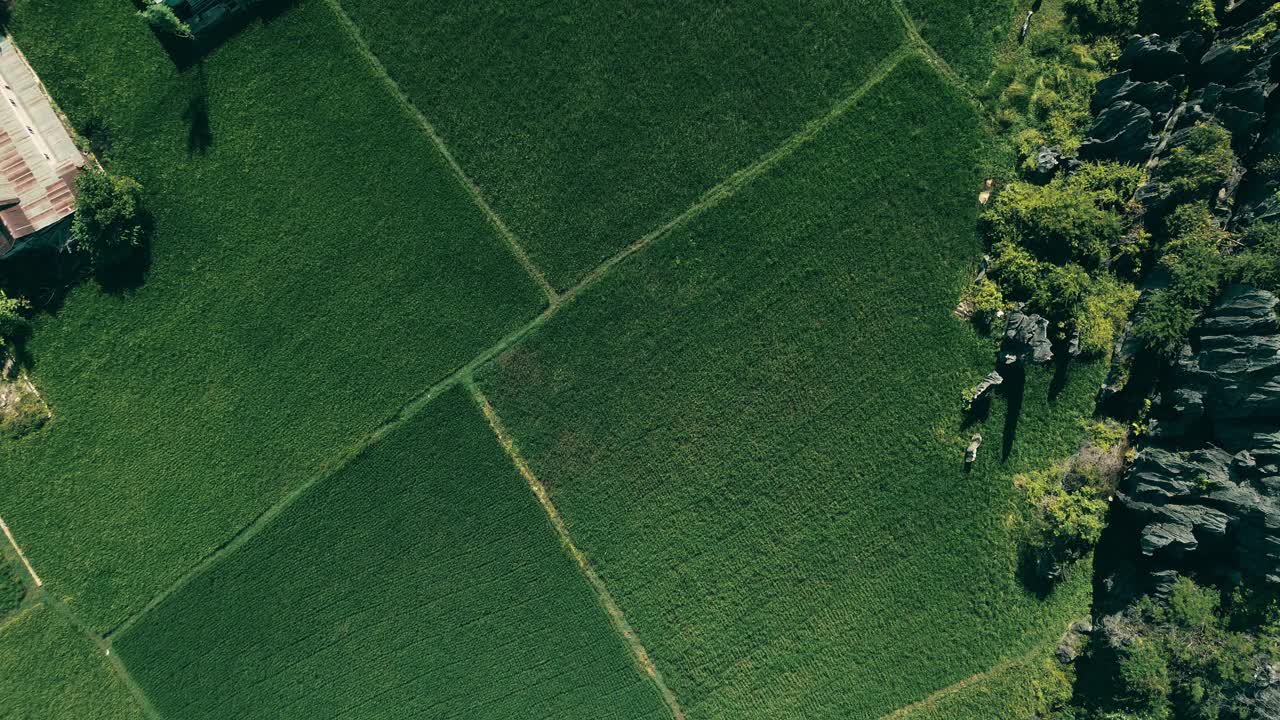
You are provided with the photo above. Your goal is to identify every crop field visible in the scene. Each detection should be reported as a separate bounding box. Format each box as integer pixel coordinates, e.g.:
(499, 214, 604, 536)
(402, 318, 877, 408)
(0, 0, 1098, 718)
(476, 55, 1104, 719)
(335, 0, 908, 289)
(900, 0, 1018, 84)
(113, 386, 669, 720)
(2, 0, 544, 630)
(894, 646, 1071, 720)
(0, 604, 143, 719)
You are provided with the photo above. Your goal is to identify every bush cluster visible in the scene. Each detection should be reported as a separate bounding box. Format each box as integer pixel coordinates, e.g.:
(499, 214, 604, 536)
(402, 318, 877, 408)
(1084, 578, 1278, 720)
(1066, 0, 1217, 38)
(978, 162, 1143, 357)
(70, 167, 145, 268)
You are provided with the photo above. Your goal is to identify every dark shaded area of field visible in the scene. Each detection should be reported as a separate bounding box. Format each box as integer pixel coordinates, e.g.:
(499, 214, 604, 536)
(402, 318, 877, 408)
(337, 0, 908, 289)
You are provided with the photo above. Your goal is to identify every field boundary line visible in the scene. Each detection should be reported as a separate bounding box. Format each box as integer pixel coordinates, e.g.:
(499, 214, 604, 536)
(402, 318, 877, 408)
(471, 383, 687, 720)
(0, 516, 42, 587)
(109, 40, 910, 641)
(557, 44, 911, 301)
(322, 0, 558, 304)
(886, 0, 997, 128)
(876, 620, 1076, 720)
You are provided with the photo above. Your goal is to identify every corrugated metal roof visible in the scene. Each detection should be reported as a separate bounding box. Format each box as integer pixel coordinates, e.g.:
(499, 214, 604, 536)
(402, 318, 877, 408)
(0, 37, 84, 257)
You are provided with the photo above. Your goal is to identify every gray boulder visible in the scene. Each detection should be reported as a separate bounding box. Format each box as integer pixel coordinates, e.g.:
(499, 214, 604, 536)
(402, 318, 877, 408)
(1002, 308, 1054, 366)
(1091, 71, 1184, 122)
(1080, 101, 1158, 164)
(1118, 35, 1189, 81)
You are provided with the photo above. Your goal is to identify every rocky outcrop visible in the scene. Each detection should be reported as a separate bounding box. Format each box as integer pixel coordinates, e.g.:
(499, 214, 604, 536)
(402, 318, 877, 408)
(1001, 307, 1054, 365)
(1118, 285, 1280, 588)
(1080, 101, 1159, 163)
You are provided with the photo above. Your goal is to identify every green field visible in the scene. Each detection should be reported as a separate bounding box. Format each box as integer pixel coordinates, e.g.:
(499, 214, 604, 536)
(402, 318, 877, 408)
(0, 605, 144, 720)
(895, 647, 1071, 720)
(114, 386, 669, 720)
(2, 0, 544, 630)
(901, 0, 1019, 83)
(0, 0, 1088, 718)
(476, 56, 1101, 719)
(335, 0, 908, 289)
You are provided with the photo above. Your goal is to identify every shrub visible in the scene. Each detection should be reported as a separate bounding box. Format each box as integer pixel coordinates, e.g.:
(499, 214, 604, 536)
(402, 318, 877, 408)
(1066, 0, 1140, 37)
(1016, 463, 1110, 578)
(71, 167, 146, 267)
(1155, 124, 1235, 200)
(1134, 204, 1227, 353)
(982, 178, 1122, 268)
(961, 277, 1004, 328)
(1075, 275, 1139, 357)
(139, 3, 192, 38)
(0, 290, 28, 348)
(1228, 222, 1280, 291)
(1140, 0, 1217, 36)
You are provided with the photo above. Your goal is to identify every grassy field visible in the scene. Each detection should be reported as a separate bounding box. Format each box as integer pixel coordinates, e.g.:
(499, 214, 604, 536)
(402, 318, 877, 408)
(0, 604, 144, 720)
(1, 0, 545, 631)
(335, 0, 908, 289)
(901, 0, 1019, 84)
(895, 646, 1072, 719)
(477, 55, 1102, 719)
(113, 386, 669, 720)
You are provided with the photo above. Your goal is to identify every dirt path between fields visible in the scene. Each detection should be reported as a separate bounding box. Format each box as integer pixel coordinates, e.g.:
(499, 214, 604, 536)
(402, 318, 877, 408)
(0, 516, 42, 587)
(473, 385, 687, 720)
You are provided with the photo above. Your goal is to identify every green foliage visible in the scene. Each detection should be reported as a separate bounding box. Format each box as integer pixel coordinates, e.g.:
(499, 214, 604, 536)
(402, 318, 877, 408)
(478, 59, 1109, 719)
(1227, 222, 1280, 291)
(980, 19, 1110, 156)
(962, 276, 1006, 327)
(982, 164, 1142, 353)
(1066, 0, 1140, 37)
(1076, 275, 1140, 357)
(70, 167, 145, 267)
(1016, 463, 1110, 563)
(1155, 124, 1236, 201)
(0, 290, 29, 347)
(0, 559, 24, 616)
(1087, 578, 1276, 720)
(900, 0, 1018, 83)
(337, 0, 907, 289)
(4, 0, 544, 629)
(117, 388, 669, 720)
(1134, 204, 1228, 353)
(982, 174, 1126, 268)
(0, 604, 145, 719)
(138, 3, 192, 38)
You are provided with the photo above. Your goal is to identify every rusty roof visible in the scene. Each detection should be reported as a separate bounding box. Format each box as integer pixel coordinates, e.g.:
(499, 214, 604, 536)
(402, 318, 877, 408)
(0, 37, 84, 257)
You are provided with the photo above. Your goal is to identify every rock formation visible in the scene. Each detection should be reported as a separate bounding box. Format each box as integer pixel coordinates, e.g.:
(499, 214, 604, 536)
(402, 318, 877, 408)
(1118, 285, 1280, 589)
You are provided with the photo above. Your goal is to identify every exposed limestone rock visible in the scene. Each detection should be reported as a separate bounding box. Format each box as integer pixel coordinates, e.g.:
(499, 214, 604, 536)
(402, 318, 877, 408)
(1001, 307, 1054, 366)
(969, 371, 1004, 405)
(1119, 286, 1280, 588)
(1080, 101, 1158, 163)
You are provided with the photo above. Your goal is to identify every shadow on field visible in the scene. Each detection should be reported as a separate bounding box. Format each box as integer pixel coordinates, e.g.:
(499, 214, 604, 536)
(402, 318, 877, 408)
(184, 64, 213, 156)
(151, 0, 302, 71)
(94, 213, 155, 295)
(1000, 362, 1026, 460)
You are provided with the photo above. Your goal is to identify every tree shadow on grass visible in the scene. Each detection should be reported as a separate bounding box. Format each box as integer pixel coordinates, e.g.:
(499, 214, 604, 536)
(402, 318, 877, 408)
(93, 212, 155, 295)
(1001, 362, 1027, 460)
(184, 64, 213, 156)
(154, 0, 303, 71)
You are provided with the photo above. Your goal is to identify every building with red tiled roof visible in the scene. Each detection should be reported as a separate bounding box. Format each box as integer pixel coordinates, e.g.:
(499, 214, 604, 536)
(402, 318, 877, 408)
(0, 37, 85, 259)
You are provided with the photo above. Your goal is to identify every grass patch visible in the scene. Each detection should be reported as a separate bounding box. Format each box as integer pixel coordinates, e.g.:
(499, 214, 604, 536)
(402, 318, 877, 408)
(335, 0, 908, 289)
(0, 604, 144, 720)
(894, 641, 1075, 719)
(2, 0, 544, 631)
(901, 0, 1019, 83)
(114, 386, 670, 720)
(0, 559, 24, 617)
(476, 55, 1103, 719)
